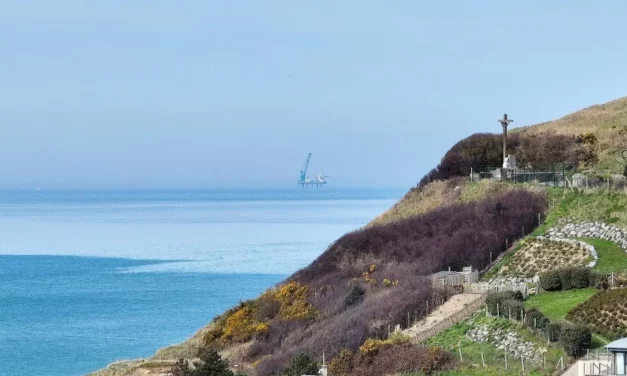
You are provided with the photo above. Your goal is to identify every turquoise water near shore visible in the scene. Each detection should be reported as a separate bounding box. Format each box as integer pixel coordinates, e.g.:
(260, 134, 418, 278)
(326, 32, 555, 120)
(0, 189, 400, 376)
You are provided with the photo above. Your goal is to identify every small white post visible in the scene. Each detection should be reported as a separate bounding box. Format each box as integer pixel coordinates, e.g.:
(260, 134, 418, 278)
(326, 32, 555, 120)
(481, 352, 485, 367)
(458, 347, 463, 362)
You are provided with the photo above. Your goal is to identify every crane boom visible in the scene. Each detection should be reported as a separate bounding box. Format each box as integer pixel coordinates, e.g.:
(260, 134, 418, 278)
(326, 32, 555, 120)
(300, 153, 312, 181)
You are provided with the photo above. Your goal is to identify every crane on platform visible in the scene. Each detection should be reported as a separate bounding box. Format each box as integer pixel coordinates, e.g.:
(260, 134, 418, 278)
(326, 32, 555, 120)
(299, 153, 312, 183)
(298, 153, 327, 187)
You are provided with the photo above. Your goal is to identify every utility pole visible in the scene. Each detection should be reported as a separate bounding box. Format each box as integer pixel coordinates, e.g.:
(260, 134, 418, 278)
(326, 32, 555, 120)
(498, 114, 514, 165)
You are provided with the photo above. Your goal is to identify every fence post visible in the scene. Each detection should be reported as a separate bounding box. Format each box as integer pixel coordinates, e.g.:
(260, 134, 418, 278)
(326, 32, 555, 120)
(497, 303, 499, 317)
(504, 353, 507, 370)
(458, 348, 463, 362)
(561, 356, 564, 371)
(481, 352, 485, 367)
(521, 357, 524, 371)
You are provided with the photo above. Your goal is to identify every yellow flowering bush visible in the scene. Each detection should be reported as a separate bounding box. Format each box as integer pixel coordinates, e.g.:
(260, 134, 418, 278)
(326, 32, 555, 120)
(274, 281, 317, 320)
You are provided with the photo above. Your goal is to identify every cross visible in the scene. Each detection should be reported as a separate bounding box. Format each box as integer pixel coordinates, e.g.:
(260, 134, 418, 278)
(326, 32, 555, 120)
(498, 113, 513, 165)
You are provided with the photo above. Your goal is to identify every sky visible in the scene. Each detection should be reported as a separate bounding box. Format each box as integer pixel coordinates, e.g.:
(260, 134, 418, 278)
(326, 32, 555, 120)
(1, 1, 627, 189)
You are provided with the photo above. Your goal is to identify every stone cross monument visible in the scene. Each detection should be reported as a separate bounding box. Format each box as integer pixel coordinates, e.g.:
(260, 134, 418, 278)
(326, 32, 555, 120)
(498, 113, 513, 167)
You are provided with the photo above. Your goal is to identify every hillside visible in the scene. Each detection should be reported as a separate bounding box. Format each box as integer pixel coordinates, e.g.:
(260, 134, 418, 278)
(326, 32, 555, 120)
(93, 97, 627, 376)
(516, 96, 627, 173)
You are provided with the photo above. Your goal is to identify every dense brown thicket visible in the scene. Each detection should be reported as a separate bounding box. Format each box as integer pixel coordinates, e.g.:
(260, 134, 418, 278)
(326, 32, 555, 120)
(419, 132, 580, 187)
(245, 189, 547, 376)
(296, 189, 546, 285)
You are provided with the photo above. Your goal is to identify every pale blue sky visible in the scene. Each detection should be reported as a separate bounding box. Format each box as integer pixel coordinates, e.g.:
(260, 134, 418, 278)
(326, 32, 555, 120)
(1, 1, 626, 188)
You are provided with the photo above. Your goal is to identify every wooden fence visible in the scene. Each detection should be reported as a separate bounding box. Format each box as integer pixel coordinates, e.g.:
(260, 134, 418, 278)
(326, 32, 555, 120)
(412, 294, 487, 343)
(463, 282, 532, 297)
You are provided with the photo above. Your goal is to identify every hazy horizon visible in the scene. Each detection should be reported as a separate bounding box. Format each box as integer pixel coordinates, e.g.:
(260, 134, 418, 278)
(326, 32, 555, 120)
(3, 1, 627, 189)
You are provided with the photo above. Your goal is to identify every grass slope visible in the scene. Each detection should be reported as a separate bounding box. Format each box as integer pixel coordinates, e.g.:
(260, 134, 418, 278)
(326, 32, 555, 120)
(525, 288, 597, 320)
(582, 238, 627, 273)
(426, 314, 565, 376)
(534, 190, 627, 234)
(516, 96, 627, 172)
(369, 179, 526, 227)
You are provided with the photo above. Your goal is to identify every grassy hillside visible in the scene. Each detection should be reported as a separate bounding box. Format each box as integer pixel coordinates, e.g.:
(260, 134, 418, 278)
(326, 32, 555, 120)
(516, 96, 627, 173)
(369, 179, 537, 227)
(525, 288, 598, 320)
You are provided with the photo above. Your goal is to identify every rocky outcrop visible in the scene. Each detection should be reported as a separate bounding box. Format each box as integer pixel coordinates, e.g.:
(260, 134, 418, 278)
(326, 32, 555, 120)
(547, 219, 627, 251)
(467, 323, 547, 364)
(484, 276, 537, 289)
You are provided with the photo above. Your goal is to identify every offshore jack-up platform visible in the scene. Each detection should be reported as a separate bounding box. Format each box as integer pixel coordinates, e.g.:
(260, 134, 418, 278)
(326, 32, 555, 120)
(298, 153, 328, 187)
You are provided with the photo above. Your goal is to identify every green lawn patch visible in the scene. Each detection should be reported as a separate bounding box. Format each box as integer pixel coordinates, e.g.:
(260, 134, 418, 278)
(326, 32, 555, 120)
(525, 288, 597, 320)
(579, 238, 627, 274)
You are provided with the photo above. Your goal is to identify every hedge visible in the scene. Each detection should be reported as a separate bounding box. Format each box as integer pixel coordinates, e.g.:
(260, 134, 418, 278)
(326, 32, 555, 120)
(540, 270, 562, 291)
(545, 322, 563, 342)
(486, 292, 523, 316)
(524, 308, 549, 330)
(540, 267, 591, 291)
(560, 325, 591, 357)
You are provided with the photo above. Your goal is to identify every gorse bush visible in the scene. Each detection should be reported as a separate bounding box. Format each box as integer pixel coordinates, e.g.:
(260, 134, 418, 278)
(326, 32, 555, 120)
(328, 349, 354, 376)
(274, 282, 317, 320)
(211, 189, 546, 376)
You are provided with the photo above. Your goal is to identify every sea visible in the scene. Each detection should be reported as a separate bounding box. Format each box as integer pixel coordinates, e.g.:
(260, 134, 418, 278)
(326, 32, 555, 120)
(0, 189, 401, 376)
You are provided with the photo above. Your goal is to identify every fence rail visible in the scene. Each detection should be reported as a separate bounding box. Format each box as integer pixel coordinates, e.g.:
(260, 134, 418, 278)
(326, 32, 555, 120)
(463, 282, 531, 297)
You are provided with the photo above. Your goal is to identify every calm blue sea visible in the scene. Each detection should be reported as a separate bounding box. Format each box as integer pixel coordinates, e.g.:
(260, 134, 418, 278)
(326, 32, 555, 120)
(0, 189, 400, 376)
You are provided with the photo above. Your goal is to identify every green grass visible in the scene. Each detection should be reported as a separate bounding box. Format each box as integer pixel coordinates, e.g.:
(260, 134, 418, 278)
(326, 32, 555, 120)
(578, 238, 627, 273)
(534, 190, 627, 234)
(525, 288, 597, 320)
(425, 314, 565, 376)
